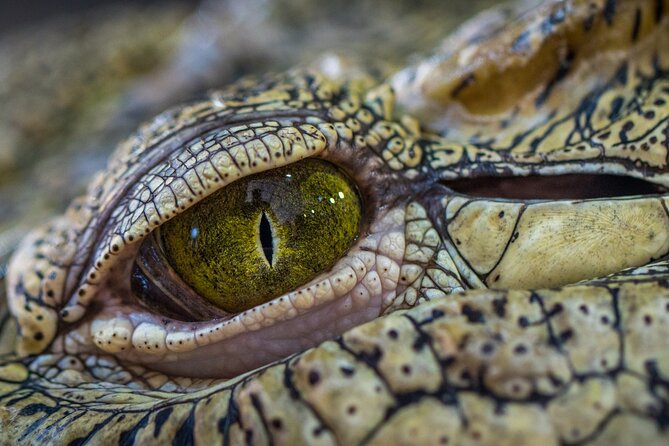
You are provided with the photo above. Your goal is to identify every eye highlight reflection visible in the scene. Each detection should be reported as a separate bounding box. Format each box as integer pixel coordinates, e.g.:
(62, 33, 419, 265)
(132, 159, 363, 315)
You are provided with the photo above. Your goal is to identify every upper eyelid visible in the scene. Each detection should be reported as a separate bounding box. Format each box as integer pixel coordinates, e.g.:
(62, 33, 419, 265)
(57, 119, 335, 323)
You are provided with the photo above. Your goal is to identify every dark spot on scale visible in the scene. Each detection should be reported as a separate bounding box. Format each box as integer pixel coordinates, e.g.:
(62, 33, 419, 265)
(346, 405, 357, 415)
(308, 370, 320, 386)
(492, 297, 507, 317)
(34, 332, 44, 341)
(481, 342, 495, 355)
(559, 329, 574, 343)
(401, 365, 412, 375)
(498, 211, 505, 218)
(619, 120, 635, 142)
(644, 110, 656, 120)
(387, 329, 399, 340)
(601, 315, 610, 325)
(46, 290, 54, 298)
(609, 96, 624, 120)
(518, 316, 530, 328)
(340, 366, 355, 377)
(643, 314, 653, 325)
(461, 304, 485, 323)
(36, 315, 43, 321)
(579, 304, 589, 315)
(270, 418, 283, 430)
(513, 343, 528, 355)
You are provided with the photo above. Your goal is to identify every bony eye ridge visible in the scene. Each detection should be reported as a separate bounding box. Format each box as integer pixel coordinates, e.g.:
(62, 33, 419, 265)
(146, 159, 362, 314)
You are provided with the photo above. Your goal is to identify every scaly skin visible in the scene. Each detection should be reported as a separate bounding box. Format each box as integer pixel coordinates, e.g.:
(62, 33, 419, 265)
(2, 0, 669, 444)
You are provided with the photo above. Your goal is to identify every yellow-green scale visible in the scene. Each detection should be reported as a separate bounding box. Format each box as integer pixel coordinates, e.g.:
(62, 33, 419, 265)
(159, 159, 362, 313)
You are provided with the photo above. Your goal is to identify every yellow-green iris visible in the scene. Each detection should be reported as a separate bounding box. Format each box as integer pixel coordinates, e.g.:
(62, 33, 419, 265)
(158, 159, 362, 313)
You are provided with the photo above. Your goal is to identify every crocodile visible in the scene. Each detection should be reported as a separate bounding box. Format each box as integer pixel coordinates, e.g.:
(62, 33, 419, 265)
(2, 0, 669, 444)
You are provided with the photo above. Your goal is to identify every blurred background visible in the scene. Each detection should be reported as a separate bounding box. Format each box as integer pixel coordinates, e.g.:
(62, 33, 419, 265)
(0, 0, 501, 271)
(0, 0, 172, 35)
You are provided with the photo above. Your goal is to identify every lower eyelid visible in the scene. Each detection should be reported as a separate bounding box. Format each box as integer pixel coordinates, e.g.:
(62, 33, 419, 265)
(88, 206, 414, 378)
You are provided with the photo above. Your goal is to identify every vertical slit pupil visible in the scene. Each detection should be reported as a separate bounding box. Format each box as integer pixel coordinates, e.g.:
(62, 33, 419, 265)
(259, 211, 274, 265)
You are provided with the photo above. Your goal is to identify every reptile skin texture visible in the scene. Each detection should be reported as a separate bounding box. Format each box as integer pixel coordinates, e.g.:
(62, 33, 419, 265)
(1, 0, 669, 444)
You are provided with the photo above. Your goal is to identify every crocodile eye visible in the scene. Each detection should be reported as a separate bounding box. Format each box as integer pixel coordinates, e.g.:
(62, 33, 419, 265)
(138, 159, 362, 314)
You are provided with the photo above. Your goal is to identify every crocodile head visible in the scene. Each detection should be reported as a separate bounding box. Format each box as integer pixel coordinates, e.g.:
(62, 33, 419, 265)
(2, 0, 669, 444)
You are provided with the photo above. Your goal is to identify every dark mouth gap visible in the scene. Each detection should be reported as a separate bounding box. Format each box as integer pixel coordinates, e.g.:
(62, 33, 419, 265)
(444, 174, 665, 200)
